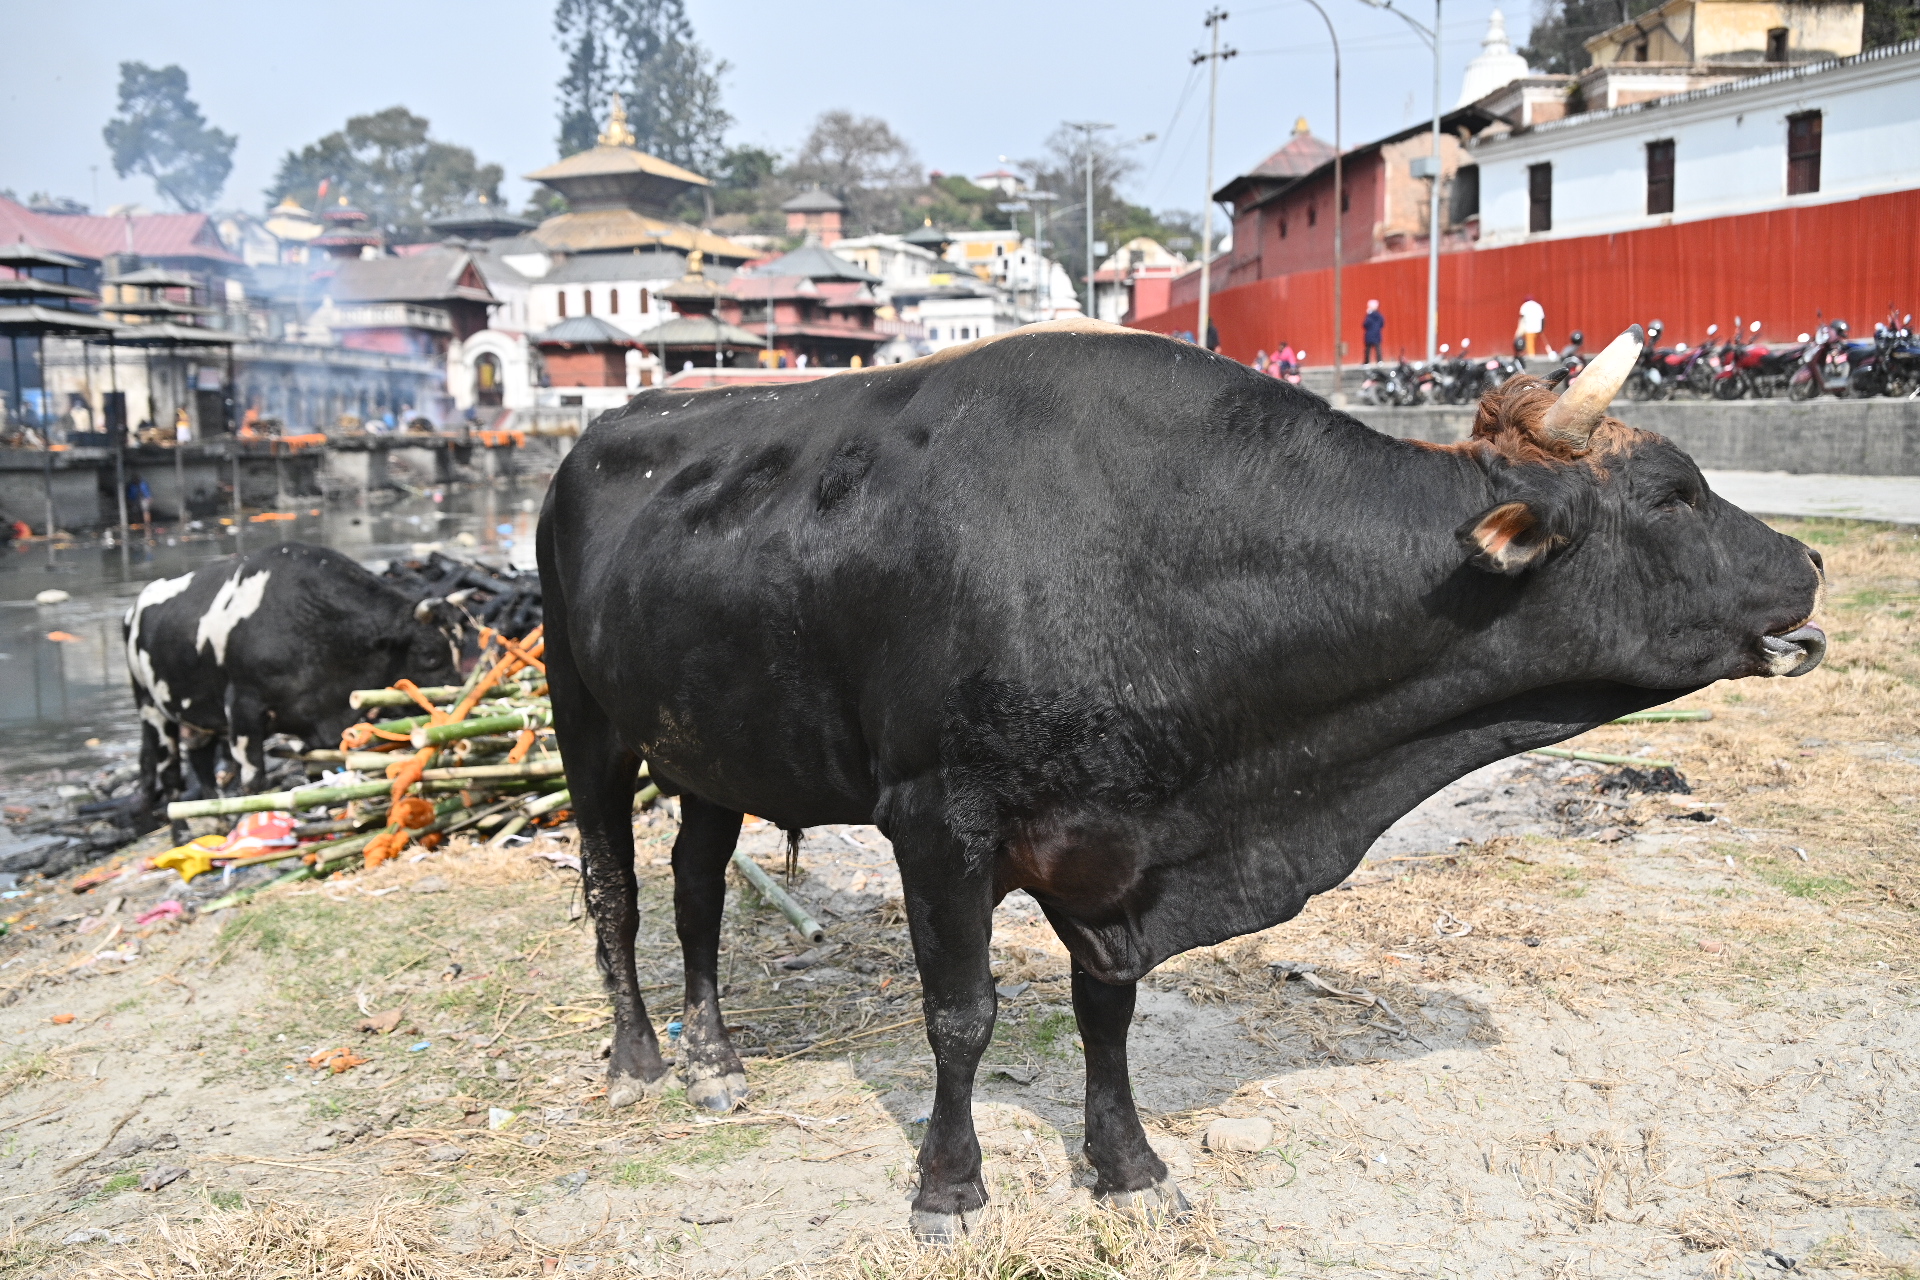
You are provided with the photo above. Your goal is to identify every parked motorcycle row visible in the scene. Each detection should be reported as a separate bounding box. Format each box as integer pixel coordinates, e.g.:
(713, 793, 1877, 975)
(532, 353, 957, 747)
(1355, 310, 1920, 406)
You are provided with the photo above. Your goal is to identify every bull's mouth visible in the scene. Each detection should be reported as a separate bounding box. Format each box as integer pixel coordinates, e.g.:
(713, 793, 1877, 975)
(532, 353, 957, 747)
(1757, 624, 1827, 677)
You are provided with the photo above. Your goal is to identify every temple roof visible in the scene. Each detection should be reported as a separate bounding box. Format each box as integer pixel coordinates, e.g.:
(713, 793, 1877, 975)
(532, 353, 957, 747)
(756, 242, 880, 284)
(535, 315, 637, 346)
(530, 208, 753, 262)
(780, 187, 847, 213)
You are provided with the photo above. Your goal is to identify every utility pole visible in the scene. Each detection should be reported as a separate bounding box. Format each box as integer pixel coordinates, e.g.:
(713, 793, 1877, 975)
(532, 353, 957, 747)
(1361, 0, 1444, 362)
(1194, 9, 1236, 351)
(1065, 122, 1112, 321)
(1299, 0, 1344, 402)
(1029, 191, 1058, 319)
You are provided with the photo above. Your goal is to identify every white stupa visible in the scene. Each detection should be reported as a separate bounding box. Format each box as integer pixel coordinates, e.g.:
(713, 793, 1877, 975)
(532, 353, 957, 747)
(1456, 8, 1533, 107)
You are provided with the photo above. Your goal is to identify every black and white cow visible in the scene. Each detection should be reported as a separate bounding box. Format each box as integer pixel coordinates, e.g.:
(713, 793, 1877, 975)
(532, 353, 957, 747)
(537, 320, 1826, 1239)
(126, 541, 461, 809)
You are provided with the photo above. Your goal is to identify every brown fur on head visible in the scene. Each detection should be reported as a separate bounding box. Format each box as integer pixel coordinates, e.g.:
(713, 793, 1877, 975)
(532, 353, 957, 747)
(1470, 375, 1649, 467)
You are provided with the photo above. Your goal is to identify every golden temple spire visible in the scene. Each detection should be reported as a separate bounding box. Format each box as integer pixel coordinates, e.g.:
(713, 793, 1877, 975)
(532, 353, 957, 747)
(599, 93, 637, 149)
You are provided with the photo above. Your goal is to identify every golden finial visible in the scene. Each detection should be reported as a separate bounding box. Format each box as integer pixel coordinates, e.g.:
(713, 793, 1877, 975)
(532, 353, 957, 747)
(600, 93, 637, 148)
(686, 248, 704, 276)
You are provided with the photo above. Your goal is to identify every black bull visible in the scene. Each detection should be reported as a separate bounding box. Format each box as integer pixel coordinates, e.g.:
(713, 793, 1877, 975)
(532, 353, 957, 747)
(538, 321, 1825, 1238)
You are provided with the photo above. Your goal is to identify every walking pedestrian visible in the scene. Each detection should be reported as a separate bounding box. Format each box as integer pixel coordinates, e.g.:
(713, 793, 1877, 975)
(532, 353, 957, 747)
(127, 473, 152, 530)
(1253, 349, 1269, 375)
(1363, 300, 1384, 364)
(1205, 321, 1220, 353)
(1516, 295, 1546, 358)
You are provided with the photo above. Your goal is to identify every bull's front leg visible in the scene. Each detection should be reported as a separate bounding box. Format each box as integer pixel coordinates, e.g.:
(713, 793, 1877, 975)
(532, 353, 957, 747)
(670, 793, 748, 1112)
(889, 800, 998, 1242)
(1073, 960, 1189, 1216)
(222, 687, 271, 792)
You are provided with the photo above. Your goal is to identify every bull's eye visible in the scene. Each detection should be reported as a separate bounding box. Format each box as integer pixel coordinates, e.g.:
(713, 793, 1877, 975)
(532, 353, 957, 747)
(1655, 486, 1699, 512)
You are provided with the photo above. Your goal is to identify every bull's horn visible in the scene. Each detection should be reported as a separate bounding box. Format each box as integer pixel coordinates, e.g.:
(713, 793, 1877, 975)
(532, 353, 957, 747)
(1541, 324, 1643, 447)
(413, 597, 443, 622)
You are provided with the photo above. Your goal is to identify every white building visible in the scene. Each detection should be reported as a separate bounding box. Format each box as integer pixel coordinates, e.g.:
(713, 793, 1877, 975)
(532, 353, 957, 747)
(888, 276, 1024, 355)
(828, 233, 945, 294)
(1472, 38, 1920, 246)
(941, 230, 1081, 319)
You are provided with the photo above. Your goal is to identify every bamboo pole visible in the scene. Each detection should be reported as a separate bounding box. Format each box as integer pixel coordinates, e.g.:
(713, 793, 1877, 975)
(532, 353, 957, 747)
(411, 706, 549, 748)
(350, 680, 544, 709)
(1529, 747, 1676, 769)
(166, 776, 483, 820)
(418, 758, 565, 782)
(731, 850, 826, 944)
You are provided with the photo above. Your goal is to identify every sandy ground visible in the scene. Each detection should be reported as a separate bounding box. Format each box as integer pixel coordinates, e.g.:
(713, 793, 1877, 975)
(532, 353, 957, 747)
(1, 517, 1916, 1279)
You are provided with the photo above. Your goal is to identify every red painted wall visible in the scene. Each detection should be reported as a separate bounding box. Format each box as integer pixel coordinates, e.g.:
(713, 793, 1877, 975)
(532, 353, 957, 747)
(544, 348, 627, 387)
(1225, 154, 1386, 292)
(1134, 189, 1920, 363)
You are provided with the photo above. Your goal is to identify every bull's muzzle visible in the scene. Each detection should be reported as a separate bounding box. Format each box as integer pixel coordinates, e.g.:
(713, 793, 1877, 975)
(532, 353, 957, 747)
(1758, 625, 1827, 677)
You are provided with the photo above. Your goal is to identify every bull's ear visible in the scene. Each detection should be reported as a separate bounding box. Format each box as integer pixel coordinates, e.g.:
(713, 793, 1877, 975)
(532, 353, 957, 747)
(1458, 501, 1558, 574)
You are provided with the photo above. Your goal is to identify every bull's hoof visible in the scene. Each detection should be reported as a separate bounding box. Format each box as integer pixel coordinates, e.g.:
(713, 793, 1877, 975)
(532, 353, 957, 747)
(910, 1206, 981, 1244)
(1100, 1176, 1191, 1221)
(605, 1070, 668, 1109)
(684, 1071, 748, 1113)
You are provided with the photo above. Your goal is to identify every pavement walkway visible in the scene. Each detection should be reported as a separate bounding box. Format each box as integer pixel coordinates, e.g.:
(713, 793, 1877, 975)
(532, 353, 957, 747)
(1704, 470, 1920, 525)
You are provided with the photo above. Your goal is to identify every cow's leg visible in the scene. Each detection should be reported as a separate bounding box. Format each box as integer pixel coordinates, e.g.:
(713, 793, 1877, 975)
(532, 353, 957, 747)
(1073, 960, 1189, 1216)
(179, 725, 221, 802)
(136, 702, 178, 814)
(671, 794, 747, 1112)
(890, 809, 997, 1241)
(551, 695, 667, 1106)
(223, 687, 271, 793)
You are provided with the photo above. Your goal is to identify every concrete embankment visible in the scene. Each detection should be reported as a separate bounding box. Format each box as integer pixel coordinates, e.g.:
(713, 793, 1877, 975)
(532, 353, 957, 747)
(1347, 398, 1920, 476)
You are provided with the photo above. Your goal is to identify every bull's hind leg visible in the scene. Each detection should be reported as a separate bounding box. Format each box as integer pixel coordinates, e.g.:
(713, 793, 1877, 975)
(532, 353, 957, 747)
(888, 802, 997, 1242)
(671, 794, 748, 1112)
(1073, 961, 1190, 1216)
(576, 741, 670, 1107)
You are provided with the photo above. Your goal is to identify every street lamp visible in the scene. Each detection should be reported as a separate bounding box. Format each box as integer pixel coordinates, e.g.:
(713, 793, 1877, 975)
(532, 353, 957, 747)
(1028, 190, 1059, 318)
(1064, 122, 1113, 321)
(1358, 0, 1443, 364)
(1193, 9, 1236, 352)
(1295, 0, 1345, 404)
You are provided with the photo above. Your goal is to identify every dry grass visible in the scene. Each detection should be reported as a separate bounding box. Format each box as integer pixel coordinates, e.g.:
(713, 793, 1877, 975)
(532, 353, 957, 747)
(85, 1197, 528, 1280)
(801, 1192, 1226, 1280)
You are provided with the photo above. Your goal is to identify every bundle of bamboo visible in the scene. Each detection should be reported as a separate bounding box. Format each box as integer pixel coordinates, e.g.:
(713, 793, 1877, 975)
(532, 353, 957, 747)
(162, 626, 823, 942)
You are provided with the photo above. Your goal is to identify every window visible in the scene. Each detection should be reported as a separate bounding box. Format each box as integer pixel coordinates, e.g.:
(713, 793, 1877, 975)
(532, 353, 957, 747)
(609, 288, 619, 314)
(1279, 216, 1289, 238)
(1766, 26, 1789, 61)
(1787, 110, 1821, 194)
(557, 291, 567, 318)
(1340, 187, 1350, 213)
(639, 289, 650, 314)
(1528, 162, 1553, 232)
(1632, 39, 1648, 61)
(928, 327, 939, 340)
(1451, 163, 1481, 222)
(583, 289, 593, 315)
(1646, 139, 1675, 215)
(1308, 204, 1318, 227)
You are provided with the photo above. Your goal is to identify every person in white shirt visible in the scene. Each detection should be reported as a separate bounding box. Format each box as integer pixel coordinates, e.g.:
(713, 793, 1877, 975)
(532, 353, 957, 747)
(1516, 296, 1546, 358)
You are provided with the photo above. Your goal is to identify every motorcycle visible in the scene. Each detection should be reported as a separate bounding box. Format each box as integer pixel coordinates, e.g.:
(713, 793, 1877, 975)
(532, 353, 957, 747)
(1679, 324, 1721, 397)
(1789, 320, 1870, 399)
(1554, 331, 1587, 382)
(1712, 320, 1805, 400)
(1624, 320, 1687, 401)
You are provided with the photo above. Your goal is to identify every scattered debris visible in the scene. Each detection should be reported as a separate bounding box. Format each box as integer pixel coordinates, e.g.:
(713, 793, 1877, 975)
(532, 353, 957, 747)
(139, 1165, 190, 1192)
(1204, 1117, 1274, 1152)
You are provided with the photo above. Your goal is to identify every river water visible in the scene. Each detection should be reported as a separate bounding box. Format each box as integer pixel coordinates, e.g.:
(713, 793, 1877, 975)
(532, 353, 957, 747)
(0, 482, 546, 807)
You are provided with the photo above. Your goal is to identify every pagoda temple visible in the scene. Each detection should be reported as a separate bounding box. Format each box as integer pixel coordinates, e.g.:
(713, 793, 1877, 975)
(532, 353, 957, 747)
(522, 96, 752, 266)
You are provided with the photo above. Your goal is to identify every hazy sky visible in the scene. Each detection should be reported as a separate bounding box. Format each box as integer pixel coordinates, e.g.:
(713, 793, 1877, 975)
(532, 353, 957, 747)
(3, 0, 1528, 225)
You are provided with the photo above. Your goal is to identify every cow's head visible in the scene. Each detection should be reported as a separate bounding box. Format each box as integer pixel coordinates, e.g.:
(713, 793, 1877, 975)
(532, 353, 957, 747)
(1455, 326, 1825, 687)
(402, 597, 467, 683)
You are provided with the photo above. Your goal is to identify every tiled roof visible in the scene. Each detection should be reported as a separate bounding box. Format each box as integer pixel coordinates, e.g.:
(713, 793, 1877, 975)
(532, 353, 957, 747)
(51, 211, 243, 265)
(535, 315, 637, 345)
(757, 243, 880, 284)
(325, 250, 497, 305)
(780, 187, 846, 213)
(525, 145, 710, 188)
(0, 195, 106, 260)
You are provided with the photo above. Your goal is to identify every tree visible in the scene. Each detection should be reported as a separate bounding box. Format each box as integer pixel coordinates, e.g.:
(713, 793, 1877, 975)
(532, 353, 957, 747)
(789, 111, 922, 235)
(1016, 125, 1191, 286)
(552, 0, 732, 174)
(102, 63, 236, 212)
(1864, 0, 1920, 48)
(267, 108, 504, 244)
